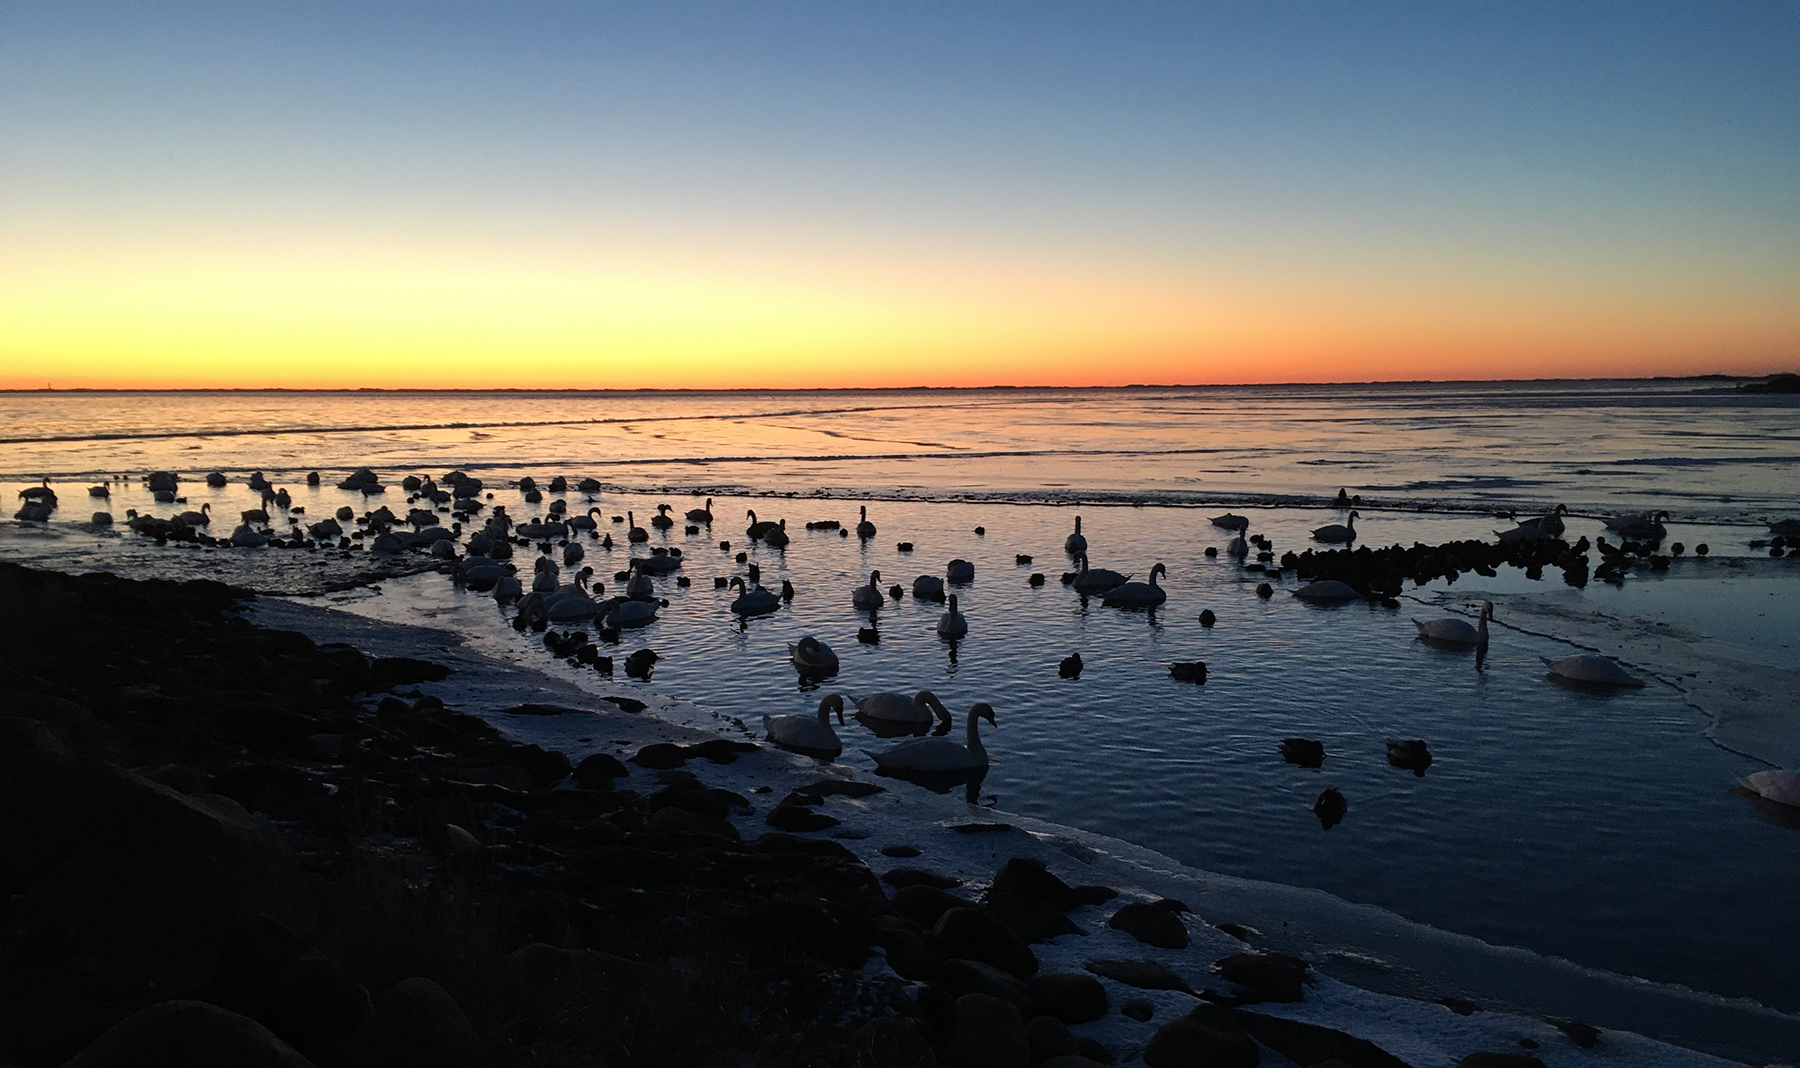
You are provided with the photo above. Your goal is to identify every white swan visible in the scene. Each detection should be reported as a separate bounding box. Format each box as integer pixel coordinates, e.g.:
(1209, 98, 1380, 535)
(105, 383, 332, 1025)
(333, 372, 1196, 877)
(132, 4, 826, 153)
(764, 695, 846, 757)
(175, 503, 212, 527)
(686, 498, 714, 523)
(854, 689, 953, 725)
(626, 511, 649, 543)
(945, 559, 975, 583)
(1103, 562, 1168, 607)
(1292, 580, 1363, 603)
(746, 509, 777, 540)
(1210, 513, 1248, 531)
(1613, 511, 1669, 541)
(1064, 516, 1087, 554)
(1519, 504, 1568, 537)
(229, 524, 269, 547)
(729, 576, 782, 616)
(762, 518, 790, 548)
(1312, 510, 1359, 544)
(788, 635, 840, 675)
(1739, 769, 1800, 808)
(1546, 654, 1645, 688)
(1226, 530, 1249, 558)
(1070, 552, 1129, 594)
(912, 574, 945, 601)
(856, 505, 876, 538)
(852, 570, 885, 610)
(650, 503, 675, 529)
(568, 507, 602, 532)
(870, 702, 994, 772)
(937, 594, 968, 638)
(1414, 602, 1493, 646)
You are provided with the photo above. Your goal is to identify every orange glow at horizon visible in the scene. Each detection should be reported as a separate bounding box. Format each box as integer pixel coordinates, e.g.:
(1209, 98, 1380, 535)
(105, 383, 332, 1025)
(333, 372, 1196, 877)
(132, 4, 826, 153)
(3, 237, 1795, 391)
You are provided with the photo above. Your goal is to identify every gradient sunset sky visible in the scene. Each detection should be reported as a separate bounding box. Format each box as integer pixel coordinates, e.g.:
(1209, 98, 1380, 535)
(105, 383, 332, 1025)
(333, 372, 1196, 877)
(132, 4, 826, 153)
(3, 2, 1797, 390)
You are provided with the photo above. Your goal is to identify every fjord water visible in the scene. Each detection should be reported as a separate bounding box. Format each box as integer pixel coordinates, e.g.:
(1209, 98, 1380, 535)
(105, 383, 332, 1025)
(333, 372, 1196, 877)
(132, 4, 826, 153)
(5, 381, 1800, 1024)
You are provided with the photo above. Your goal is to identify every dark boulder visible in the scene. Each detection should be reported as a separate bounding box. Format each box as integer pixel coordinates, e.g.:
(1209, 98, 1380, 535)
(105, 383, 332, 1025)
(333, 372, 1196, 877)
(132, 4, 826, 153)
(938, 958, 1034, 1015)
(1026, 1015, 1079, 1063)
(1026, 972, 1108, 1024)
(1108, 902, 1189, 949)
(946, 993, 1029, 1068)
(1215, 952, 1311, 1004)
(985, 890, 1084, 943)
(1233, 1010, 1412, 1068)
(61, 1001, 315, 1068)
(1143, 1004, 1259, 1068)
(1084, 960, 1192, 992)
(883, 868, 963, 890)
(372, 978, 483, 1068)
(990, 856, 1084, 911)
(846, 1016, 939, 1068)
(935, 908, 1039, 979)
(1456, 1056, 1544, 1068)
(572, 752, 629, 788)
(203, 914, 372, 1060)
(891, 884, 977, 928)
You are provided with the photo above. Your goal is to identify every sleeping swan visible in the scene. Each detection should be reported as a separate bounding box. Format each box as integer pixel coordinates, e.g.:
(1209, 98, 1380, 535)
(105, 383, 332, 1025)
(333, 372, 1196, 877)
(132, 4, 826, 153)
(764, 695, 846, 758)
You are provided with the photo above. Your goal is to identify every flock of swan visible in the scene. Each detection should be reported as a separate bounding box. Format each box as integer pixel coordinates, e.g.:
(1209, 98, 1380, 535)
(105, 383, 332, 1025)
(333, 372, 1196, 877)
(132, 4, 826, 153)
(13, 471, 1800, 814)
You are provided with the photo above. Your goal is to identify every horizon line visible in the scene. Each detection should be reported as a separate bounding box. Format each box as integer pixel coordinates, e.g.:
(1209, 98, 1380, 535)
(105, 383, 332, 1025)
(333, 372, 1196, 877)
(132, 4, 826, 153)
(3, 371, 1791, 395)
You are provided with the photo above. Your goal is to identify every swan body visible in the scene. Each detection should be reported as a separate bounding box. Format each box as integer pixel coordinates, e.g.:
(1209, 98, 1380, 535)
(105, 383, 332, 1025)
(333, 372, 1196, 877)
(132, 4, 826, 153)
(1769, 519, 1800, 538)
(1740, 769, 1800, 808)
(854, 690, 952, 725)
(870, 703, 994, 772)
(1103, 562, 1168, 607)
(1064, 516, 1087, 554)
(788, 635, 840, 675)
(746, 509, 777, 540)
(1070, 553, 1129, 594)
(937, 594, 968, 638)
(602, 599, 658, 629)
(1546, 654, 1645, 688)
(1226, 531, 1249, 558)
(1414, 602, 1493, 646)
(686, 498, 714, 523)
(1293, 580, 1363, 603)
(912, 575, 946, 601)
(856, 505, 876, 538)
(1495, 524, 1555, 543)
(1519, 504, 1568, 537)
(1210, 513, 1248, 531)
(633, 551, 683, 575)
(945, 559, 975, 583)
(762, 519, 790, 548)
(568, 507, 601, 532)
(764, 695, 846, 757)
(651, 504, 675, 529)
(1311, 510, 1359, 544)
(546, 587, 600, 622)
(1613, 512, 1669, 541)
(229, 524, 269, 548)
(88, 485, 109, 498)
(729, 576, 782, 616)
(852, 571, 885, 610)
(626, 511, 649, 543)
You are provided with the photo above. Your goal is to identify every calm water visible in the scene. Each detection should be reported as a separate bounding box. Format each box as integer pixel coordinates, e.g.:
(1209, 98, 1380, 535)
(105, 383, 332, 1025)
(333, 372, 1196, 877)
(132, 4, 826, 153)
(6, 383, 1800, 1019)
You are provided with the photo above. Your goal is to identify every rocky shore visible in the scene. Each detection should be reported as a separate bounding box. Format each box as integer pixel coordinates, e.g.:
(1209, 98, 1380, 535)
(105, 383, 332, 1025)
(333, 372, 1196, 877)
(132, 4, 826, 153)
(2, 560, 1746, 1068)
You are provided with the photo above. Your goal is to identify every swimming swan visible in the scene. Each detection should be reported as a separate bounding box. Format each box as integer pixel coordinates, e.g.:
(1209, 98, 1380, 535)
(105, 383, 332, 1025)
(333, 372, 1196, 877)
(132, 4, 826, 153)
(764, 695, 846, 758)
(1064, 516, 1087, 554)
(746, 509, 777, 540)
(686, 498, 714, 523)
(853, 570, 885, 610)
(788, 635, 840, 675)
(937, 594, 968, 638)
(870, 702, 994, 772)
(1070, 552, 1129, 594)
(1546, 654, 1644, 688)
(1311, 511, 1359, 544)
(1103, 562, 1168, 607)
(729, 576, 782, 616)
(854, 689, 953, 725)
(1211, 513, 1249, 532)
(856, 505, 876, 538)
(1414, 601, 1493, 646)
(1739, 769, 1800, 808)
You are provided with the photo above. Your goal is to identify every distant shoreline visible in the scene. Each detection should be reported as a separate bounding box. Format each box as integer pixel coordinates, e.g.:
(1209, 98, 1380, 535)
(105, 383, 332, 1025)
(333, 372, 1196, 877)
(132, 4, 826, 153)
(0, 373, 1782, 395)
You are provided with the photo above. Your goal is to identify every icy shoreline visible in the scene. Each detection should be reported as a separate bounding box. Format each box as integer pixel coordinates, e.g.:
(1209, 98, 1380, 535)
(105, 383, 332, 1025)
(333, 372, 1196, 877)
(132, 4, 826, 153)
(248, 596, 1800, 1067)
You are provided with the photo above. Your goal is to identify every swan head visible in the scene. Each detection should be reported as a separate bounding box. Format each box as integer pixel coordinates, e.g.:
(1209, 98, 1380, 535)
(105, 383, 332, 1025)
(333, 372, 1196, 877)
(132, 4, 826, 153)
(1348, 510, 1360, 520)
(729, 575, 745, 590)
(1151, 562, 1167, 581)
(589, 507, 603, 518)
(658, 503, 670, 514)
(1481, 600, 1495, 620)
(914, 690, 953, 723)
(746, 508, 757, 520)
(969, 701, 996, 727)
(869, 569, 881, 584)
(821, 693, 846, 724)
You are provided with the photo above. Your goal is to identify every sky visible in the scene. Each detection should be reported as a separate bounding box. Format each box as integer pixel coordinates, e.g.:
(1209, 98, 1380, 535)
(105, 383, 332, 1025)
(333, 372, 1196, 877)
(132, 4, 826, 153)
(2, 2, 1798, 390)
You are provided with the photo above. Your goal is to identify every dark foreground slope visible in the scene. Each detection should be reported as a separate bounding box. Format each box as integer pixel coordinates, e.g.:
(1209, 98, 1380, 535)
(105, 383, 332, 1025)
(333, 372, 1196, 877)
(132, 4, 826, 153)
(0, 562, 906, 1067)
